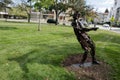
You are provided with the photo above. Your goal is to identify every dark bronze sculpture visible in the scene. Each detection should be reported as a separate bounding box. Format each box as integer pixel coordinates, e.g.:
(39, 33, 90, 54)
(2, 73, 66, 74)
(72, 11, 99, 65)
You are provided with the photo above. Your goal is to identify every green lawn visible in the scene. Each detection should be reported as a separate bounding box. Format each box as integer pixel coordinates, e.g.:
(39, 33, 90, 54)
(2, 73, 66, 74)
(0, 21, 120, 80)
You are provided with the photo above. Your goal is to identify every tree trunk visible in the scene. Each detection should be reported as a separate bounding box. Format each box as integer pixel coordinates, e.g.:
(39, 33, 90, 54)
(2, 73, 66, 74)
(38, 10, 41, 31)
(4, 8, 7, 22)
(28, 0, 32, 23)
(55, 10, 58, 25)
(28, 13, 31, 23)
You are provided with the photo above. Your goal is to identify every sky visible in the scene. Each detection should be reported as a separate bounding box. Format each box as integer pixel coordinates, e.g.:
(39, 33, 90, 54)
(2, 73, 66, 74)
(13, 0, 114, 13)
(12, 0, 21, 5)
(86, 0, 114, 13)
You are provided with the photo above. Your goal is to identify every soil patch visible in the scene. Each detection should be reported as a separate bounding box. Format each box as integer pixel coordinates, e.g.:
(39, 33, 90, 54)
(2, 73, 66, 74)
(62, 54, 111, 80)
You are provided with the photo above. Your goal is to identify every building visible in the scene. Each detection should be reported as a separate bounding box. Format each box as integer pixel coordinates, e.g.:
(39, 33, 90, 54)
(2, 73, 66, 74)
(108, 0, 120, 21)
(94, 9, 109, 24)
(103, 9, 109, 22)
(31, 11, 54, 21)
(0, 12, 8, 18)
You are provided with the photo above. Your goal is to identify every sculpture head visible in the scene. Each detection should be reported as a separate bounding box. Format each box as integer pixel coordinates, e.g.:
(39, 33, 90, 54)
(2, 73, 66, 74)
(73, 11, 81, 21)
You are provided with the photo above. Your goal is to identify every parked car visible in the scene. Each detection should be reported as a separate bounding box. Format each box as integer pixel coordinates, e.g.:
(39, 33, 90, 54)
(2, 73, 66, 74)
(103, 24, 110, 27)
(47, 19, 56, 24)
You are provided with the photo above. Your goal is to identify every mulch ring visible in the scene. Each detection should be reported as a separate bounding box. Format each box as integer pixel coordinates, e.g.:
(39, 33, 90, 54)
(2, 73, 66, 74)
(62, 53, 112, 80)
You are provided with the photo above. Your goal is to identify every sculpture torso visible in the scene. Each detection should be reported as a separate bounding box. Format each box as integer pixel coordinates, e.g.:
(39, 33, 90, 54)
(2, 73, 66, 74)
(73, 20, 90, 42)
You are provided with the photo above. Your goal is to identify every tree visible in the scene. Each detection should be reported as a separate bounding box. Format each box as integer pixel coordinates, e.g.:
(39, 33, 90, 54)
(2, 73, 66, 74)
(49, 1, 68, 25)
(110, 16, 115, 29)
(0, 0, 13, 21)
(19, 0, 32, 23)
(34, 0, 42, 31)
(33, 0, 68, 25)
(9, 5, 27, 19)
(68, 0, 97, 21)
(0, 0, 13, 10)
(33, 0, 53, 31)
(68, 0, 85, 12)
(110, 16, 115, 23)
(69, 0, 91, 15)
(85, 6, 97, 23)
(105, 8, 109, 13)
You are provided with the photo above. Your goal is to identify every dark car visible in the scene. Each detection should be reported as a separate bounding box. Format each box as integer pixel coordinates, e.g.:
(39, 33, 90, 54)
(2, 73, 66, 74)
(47, 19, 56, 24)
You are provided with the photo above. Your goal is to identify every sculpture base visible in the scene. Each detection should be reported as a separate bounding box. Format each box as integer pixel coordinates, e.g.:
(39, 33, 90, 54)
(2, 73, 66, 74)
(62, 54, 111, 80)
(72, 62, 92, 68)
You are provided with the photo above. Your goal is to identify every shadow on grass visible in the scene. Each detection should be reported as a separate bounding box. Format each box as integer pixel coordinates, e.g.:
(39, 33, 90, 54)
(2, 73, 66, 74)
(0, 27, 17, 30)
(8, 50, 36, 73)
(8, 47, 69, 73)
(8, 50, 38, 79)
(7, 44, 77, 80)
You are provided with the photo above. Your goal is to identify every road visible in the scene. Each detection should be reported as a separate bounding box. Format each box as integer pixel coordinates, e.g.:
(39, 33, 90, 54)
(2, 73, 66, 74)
(90, 24, 120, 34)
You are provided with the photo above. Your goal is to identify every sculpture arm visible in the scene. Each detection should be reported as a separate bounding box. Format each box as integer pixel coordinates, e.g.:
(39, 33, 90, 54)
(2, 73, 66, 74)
(81, 27, 99, 32)
(78, 21, 99, 32)
(72, 20, 99, 32)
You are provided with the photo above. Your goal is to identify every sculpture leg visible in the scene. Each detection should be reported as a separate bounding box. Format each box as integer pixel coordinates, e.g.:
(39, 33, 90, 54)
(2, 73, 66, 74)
(81, 50, 88, 64)
(74, 32, 88, 64)
(89, 40, 99, 64)
(80, 42, 90, 64)
(90, 43, 96, 62)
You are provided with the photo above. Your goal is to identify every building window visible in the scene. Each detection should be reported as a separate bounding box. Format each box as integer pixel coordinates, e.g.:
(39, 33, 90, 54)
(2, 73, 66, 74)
(115, 0, 117, 5)
(116, 7, 120, 21)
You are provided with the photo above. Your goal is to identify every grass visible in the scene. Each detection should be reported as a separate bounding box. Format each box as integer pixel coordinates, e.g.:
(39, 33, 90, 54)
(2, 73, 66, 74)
(0, 21, 120, 80)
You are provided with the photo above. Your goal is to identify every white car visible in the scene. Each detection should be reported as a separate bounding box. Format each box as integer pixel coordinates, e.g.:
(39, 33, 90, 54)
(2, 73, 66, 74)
(103, 24, 110, 27)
